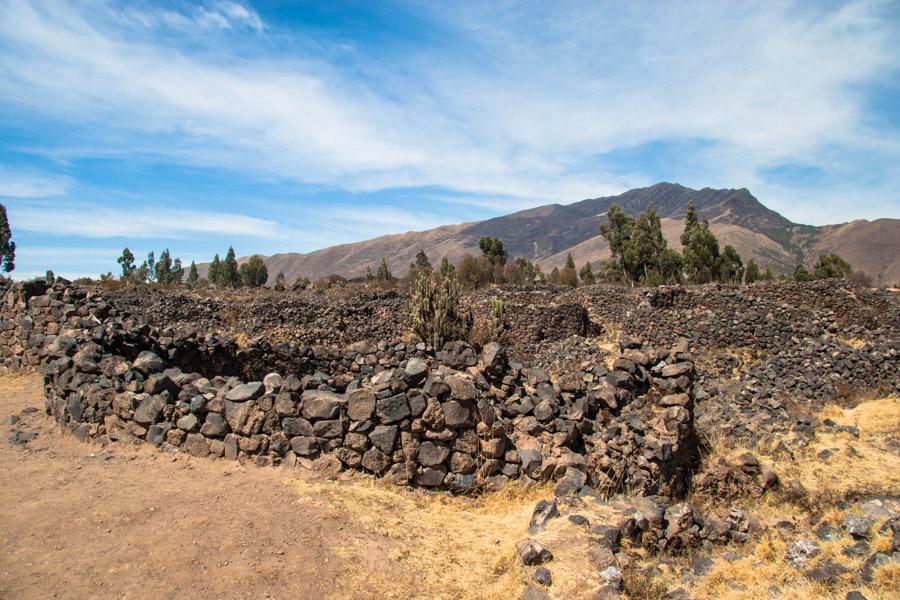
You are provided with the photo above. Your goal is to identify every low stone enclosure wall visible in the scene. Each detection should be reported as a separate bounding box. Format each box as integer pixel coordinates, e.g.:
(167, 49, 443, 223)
(3, 276, 898, 492)
(2, 278, 698, 495)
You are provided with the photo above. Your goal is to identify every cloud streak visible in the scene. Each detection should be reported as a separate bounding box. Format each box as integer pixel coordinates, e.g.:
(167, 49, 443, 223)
(0, 0, 897, 251)
(9, 202, 278, 239)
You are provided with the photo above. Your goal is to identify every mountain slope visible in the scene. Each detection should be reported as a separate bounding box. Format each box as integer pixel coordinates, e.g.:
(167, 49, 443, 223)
(204, 183, 900, 285)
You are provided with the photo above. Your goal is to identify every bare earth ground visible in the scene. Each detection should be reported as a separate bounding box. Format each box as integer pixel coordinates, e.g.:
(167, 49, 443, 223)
(0, 375, 540, 600)
(3, 374, 898, 600)
(0, 375, 360, 600)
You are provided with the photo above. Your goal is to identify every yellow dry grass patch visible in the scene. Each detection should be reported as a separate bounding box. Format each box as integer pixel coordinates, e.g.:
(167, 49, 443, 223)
(777, 397, 900, 502)
(290, 475, 550, 600)
(838, 337, 870, 350)
(668, 396, 900, 600)
(651, 525, 898, 600)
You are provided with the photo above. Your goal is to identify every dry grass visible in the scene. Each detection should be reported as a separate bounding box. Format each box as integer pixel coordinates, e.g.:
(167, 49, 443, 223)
(777, 396, 900, 503)
(290, 475, 551, 600)
(838, 337, 870, 350)
(668, 396, 900, 600)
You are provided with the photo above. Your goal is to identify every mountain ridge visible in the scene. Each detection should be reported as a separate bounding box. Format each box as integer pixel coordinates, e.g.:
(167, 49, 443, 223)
(200, 183, 900, 286)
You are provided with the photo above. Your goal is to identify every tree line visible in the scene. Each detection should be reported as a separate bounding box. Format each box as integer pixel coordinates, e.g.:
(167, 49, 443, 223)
(115, 246, 272, 289)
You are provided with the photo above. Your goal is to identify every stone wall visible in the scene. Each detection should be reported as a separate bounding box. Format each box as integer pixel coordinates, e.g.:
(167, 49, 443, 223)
(2, 278, 698, 496)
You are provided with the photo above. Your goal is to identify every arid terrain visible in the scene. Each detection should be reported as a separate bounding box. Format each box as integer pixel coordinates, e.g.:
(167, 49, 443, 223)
(3, 380, 899, 600)
(1, 276, 898, 599)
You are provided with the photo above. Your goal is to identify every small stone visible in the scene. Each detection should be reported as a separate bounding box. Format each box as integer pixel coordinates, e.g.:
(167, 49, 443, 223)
(133, 351, 164, 374)
(533, 566, 552, 586)
(587, 544, 617, 570)
(553, 467, 587, 497)
(225, 382, 264, 402)
(523, 585, 551, 600)
(368, 425, 398, 454)
(785, 540, 820, 568)
(200, 413, 227, 437)
(182, 433, 210, 457)
(403, 358, 428, 385)
(842, 541, 870, 558)
(263, 372, 284, 394)
(133, 395, 165, 426)
(806, 559, 850, 584)
(590, 524, 621, 551)
(347, 388, 376, 421)
(417, 441, 450, 466)
(442, 400, 471, 427)
(301, 389, 344, 419)
(844, 516, 873, 539)
(530, 499, 560, 530)
(516, 539, 553, 566)
(376, 394, 410, 424)
(176, 414, 199, 431)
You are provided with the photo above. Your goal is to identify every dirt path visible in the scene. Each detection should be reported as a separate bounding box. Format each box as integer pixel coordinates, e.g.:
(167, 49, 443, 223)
(0, 375, 355, 600)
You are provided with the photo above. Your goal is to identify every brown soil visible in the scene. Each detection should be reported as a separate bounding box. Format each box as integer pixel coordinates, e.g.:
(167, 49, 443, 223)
(0, 375, 364, 600)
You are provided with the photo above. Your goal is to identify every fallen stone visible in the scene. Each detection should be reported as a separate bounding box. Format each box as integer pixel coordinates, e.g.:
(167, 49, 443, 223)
(516, 539, 552, 565)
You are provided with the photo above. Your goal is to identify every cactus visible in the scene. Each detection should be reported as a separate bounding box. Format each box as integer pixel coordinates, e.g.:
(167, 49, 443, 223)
(490, 296, 506, 340)
(410, 272, 464, 348)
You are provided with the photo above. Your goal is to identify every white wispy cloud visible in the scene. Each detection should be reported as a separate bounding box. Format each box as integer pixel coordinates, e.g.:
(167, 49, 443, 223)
(0, 0, 897, 227)
(0, 165, 73, 198)
(9, 201, 278, 238)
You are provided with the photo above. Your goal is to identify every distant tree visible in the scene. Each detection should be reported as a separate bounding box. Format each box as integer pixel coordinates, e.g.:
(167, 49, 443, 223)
(682, 219, 721, 284)
(45, 270, 55, 284)
(239, 254, 268, 287)
(625, 205, 670, 284)
(364, 266, 374, 281)
(504, 257, 543, 285)
(659, 248, 684, 284)
(223, 246, 240, 287)
(813, 253, 852, 280)
(793, 264, 813, 282)
(439, 257, 455, 279)
(407, 249, 432, 281)
(117, 248, 135, 279)
(479, 237, 508, 265)
(155, 249, 173, 284)
(579, 262, 596, 285)
(186, 261, 199, 288)
(558, 253, 578, 287)
(145, 251, 156, 282)
(457, 253, 493, 289)
(172, 257, 184, 285)
(414, 249, 431, 269)
(0, 203, 15, 273)
(274, 271, 286, 291)
(599, 204, 633, 283)
(376, 258, 393, 281)
(762, 267, 775, 281)
(745, 259, 761, 284)
(548, 266, 562, 285)
(681, 200, 699, 244)
(208, 254, 222, 286)
(719, 245, 744, 284)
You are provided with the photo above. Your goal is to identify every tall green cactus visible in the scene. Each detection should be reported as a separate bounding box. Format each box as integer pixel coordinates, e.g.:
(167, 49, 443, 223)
(411, 272, 464, 348)
(490, 296, 506, 340)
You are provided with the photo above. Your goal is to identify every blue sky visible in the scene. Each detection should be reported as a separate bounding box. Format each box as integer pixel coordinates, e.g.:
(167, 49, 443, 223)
(1, 0, 899, 279)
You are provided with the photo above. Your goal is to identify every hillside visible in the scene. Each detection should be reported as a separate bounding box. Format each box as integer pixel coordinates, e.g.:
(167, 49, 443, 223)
(203, 183, 900, 285)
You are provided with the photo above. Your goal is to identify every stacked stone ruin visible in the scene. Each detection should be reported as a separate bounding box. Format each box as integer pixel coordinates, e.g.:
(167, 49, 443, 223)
(2, 277, 699, 495)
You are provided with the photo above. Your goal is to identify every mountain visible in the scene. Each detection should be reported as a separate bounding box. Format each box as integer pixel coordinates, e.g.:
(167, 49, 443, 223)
(202, 183, 900, 286)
